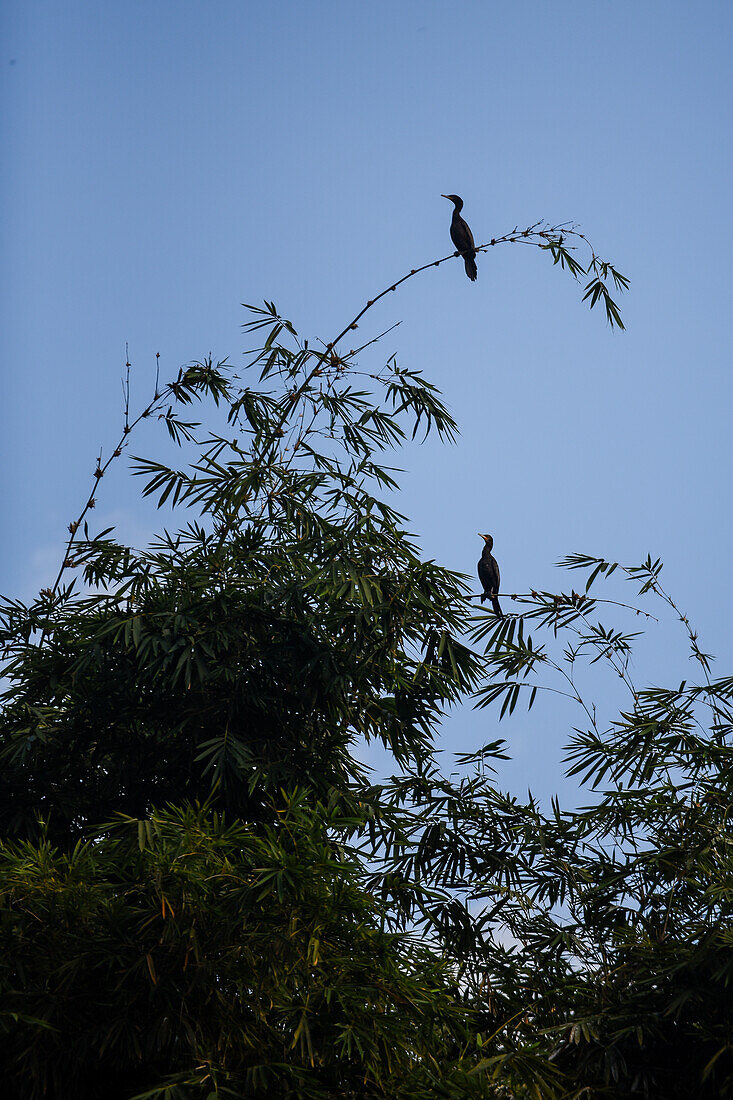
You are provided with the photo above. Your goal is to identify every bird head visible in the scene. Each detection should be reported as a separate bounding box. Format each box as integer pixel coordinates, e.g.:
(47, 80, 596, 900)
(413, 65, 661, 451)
(478, 533, 494, 550)
(441, 194, 464, 211)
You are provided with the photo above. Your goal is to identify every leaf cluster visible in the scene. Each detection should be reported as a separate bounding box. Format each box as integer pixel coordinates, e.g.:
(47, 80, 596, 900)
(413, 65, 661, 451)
(0, 313, 478, 844)
(0, 798, 490, 1100)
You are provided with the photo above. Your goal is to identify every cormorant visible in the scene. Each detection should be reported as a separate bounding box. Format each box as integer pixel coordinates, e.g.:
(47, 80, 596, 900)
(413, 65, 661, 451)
(478, 533, 503, 617)
(441, 194, 477, 281)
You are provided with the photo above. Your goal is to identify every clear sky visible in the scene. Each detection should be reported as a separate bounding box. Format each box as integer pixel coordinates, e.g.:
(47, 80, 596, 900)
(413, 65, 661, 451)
(2, 1, 732, 801)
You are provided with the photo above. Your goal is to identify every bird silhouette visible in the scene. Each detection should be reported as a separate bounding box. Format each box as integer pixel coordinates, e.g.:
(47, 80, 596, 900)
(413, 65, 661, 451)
(442, 194, 477, 281)
(478, 533, 503, 617)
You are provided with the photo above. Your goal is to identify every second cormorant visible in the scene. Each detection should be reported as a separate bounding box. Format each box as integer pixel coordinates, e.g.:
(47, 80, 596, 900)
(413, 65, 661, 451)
(442, 194, 478, 281)
(478, 533, 503, 617)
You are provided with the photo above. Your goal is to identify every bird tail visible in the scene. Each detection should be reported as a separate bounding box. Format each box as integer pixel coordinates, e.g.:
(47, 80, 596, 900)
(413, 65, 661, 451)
(464, 254, 477, 281)
(491, 595, 503, 618)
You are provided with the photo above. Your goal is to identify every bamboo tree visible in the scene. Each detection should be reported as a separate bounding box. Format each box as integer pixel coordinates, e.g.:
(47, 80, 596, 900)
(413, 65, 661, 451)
(18, 222, 733, 1100)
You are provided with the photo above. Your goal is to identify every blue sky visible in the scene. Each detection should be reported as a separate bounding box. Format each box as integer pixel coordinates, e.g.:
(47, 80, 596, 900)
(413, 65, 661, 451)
(2, 1, 732, 800)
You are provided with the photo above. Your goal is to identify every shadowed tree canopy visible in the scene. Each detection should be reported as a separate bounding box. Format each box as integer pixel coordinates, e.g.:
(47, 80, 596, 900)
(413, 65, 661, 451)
(3, 230, 733, 1100)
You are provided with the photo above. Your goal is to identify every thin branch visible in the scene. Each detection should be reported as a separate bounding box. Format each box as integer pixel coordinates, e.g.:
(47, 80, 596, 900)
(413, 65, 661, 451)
(469, 592, 658, 621)
(325, 222, 560, 356)
(37, 358, 174, 645)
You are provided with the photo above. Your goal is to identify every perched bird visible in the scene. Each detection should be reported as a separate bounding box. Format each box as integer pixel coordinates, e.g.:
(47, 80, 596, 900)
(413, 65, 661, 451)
(478, 533, 503, 617)
(441, 194, 477, 281)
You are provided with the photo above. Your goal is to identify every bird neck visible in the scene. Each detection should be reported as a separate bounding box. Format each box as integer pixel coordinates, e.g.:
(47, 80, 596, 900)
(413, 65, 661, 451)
(451, 199, 464, 215)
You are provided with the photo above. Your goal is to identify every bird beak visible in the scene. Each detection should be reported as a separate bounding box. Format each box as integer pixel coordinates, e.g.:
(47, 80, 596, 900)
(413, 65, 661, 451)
(441, 194, 450, 200)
